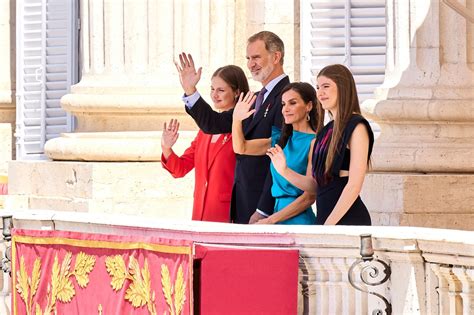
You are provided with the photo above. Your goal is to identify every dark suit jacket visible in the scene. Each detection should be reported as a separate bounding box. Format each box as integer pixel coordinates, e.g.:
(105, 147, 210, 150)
(185, 76, 289, 223)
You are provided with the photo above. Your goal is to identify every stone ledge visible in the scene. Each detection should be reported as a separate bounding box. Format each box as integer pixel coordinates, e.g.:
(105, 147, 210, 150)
(363, 172, 474, 230)
(44, 131, 197, 161)
(7, 160, 195, 219)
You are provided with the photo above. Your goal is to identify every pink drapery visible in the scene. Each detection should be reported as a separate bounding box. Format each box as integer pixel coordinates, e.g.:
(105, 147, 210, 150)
(12, 229, 193, 315)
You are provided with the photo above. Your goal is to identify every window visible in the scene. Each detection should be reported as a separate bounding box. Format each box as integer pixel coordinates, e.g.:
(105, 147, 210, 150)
(16, 0, 79, 159)
(300, 0, 386, 102)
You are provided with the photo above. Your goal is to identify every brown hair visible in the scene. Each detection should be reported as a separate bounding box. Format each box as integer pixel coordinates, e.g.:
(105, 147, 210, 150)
(316, 64, 361, 174)
(247, 31, 285, 65)
(212, 65, 250, 100)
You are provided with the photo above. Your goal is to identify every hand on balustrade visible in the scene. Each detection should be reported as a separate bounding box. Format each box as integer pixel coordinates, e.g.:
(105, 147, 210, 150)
(248, 211, 266, 224)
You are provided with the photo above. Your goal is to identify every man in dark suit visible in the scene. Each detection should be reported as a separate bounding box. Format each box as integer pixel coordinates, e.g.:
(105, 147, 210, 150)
(175, 31, 314, 223)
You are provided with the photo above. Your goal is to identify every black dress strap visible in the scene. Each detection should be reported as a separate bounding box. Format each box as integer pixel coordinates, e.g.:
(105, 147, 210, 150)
(330, 114, 374, 177)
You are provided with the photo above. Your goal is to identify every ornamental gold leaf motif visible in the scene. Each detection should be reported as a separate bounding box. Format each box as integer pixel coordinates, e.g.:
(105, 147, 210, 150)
(161, 263, 187, 315)
(74, 252, 96, 288)
(174, 264, 186, 315)
(105, 255, 157, 315)
(15, 251, 96, 315)
(105, 255, 128, 291)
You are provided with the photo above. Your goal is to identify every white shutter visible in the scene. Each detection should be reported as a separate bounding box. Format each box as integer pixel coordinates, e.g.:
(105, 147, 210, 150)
(16, 0, 77, 160)
(300, 0, 386, 102)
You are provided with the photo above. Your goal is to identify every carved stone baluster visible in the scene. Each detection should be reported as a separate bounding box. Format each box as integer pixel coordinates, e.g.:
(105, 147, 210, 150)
(431, 264, 450, 314)
(298, 255, 318, 314)
(314, 257, 329, 315)
(323, 257, 342, 314)
(433, 265, 463, 314)
(452, 266, 474, 314)
(425, 263, 440, 314)
(335, 257, 356, 314)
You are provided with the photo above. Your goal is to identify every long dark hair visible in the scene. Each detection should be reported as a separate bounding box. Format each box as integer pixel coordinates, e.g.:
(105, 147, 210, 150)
(277, 82, 318, 148)
(212, 65, 250, 102)
(316, 64, 361, 174)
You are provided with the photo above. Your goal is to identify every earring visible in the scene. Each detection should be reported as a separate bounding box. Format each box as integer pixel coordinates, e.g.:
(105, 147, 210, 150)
(306, 113, 310, 121)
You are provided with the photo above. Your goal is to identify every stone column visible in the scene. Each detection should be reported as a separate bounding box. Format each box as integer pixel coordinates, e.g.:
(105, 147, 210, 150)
(7, 0, 301, 217)
(0, 0, 15, 172)
(8, 0, 239, 216)
(45, 0, 237, 161)
(361, 0, 474, 229)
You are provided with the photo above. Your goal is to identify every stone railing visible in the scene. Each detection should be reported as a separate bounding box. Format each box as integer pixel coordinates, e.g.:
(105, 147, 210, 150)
(1, 210, 473, 314)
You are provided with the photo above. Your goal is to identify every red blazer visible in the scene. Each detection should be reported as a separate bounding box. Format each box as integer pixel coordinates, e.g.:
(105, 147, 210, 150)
(161, 131, 236, 222)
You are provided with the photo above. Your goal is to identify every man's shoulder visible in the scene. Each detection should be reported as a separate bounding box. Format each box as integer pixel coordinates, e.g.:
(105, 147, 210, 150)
(269, 74, 290, 95)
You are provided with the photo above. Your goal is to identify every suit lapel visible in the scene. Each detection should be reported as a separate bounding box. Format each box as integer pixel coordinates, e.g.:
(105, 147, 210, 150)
(207, 134, 231, 170)
(201, 133, 211, 178)
(244, 76, 289, 136)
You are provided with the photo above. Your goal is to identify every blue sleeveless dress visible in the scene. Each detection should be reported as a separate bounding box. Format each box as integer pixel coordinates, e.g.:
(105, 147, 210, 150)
(270, 127, 317, 225)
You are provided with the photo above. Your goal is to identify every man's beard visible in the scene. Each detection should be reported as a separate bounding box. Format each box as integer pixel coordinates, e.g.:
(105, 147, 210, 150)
(251, 64, 274, 83)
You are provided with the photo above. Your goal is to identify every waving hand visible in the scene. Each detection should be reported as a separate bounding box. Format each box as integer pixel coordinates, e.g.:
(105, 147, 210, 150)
(233, 92, 257, 122)
(174, 53, 202, 96)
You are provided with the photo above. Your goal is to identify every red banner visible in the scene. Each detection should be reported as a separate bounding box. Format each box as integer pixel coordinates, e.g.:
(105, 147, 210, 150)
(12, 229, 193, 315)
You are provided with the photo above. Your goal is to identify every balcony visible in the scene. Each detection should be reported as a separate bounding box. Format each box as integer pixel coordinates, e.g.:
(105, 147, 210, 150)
(1, 210, 472, 314)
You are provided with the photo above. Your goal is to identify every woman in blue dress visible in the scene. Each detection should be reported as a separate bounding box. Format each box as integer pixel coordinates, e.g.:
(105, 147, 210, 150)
(232, 82, 318, 224)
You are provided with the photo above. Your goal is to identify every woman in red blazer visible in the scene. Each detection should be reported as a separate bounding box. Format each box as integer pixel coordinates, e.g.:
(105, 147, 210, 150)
(161, 65, 250, 222)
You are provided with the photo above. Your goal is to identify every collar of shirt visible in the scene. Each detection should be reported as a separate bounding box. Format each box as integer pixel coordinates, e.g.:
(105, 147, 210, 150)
(261, 73, 287, 102)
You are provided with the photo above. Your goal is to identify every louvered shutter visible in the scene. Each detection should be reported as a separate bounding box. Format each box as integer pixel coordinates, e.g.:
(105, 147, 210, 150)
(300, 0, 386, 102)
(16, 0, 77, 160)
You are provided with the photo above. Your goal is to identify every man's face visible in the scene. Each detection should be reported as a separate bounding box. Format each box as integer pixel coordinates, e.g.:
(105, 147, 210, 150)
(246, 40, 275, 84)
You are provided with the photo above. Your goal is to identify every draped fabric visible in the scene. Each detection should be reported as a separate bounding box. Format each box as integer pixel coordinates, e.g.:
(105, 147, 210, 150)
(12, 229, 192, 315)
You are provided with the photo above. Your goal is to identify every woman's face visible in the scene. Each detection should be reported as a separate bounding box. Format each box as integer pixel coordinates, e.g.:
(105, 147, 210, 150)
(210, 76, 237, 111)
(316, 75, 338, 112)
(281, 89, 312, 125)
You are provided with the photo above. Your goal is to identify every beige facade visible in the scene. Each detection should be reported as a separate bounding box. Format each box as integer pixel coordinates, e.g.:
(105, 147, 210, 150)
(0, 0, 15, 173)
(361, 0, 474, 229)
(1, 0, 473, 229)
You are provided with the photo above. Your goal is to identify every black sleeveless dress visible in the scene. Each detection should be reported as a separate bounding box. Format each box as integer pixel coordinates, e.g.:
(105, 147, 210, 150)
(312, 114, 374, 225)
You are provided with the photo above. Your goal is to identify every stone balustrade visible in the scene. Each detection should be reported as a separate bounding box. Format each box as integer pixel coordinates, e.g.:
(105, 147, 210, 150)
(0, 210, 472, 314)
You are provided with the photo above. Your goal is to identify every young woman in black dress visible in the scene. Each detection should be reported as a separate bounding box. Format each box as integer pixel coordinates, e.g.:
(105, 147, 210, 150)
(267, 64, 374, 225)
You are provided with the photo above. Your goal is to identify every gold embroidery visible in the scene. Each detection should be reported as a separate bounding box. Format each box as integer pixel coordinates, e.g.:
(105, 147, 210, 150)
(15, 252, 96, 315)
(14, 234, 192, 255)
(105, 255, 128, 291)
(74, 252, 96, 288)
(16, 256, 41, 315)
(105, 255, 157, 315)
(161, 263, 186, 315)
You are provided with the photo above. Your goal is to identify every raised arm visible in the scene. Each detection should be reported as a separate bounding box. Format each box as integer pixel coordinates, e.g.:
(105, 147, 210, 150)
(175, 52, 233, 134)
(161, 119, 180, 160)
(174, 53, 202, 96)
(267, 141, 317, 192)
(161, 118, 196, 178)
(323, 123, 369, 225)
(232, 92, 271, 155)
